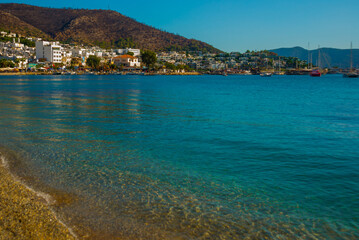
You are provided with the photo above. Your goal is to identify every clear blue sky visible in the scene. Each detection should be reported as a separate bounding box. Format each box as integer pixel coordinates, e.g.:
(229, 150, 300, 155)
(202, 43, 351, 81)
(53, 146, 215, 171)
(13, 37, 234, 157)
(1, 0, 359, 52)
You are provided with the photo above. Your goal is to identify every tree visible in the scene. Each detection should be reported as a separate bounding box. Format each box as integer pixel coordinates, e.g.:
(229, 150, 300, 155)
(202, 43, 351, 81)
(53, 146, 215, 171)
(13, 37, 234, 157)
(99, 63, 110, 71)
(109, 64, 117, 71)
(165, 62, 176, 71)
(86, 55, 101, 70)
(71, 58, 82, 67)
(54, 63, 64, 69)
(141, 50, 157, 69)
(0, 59, 15, 68)
(20, 38, 35, 47)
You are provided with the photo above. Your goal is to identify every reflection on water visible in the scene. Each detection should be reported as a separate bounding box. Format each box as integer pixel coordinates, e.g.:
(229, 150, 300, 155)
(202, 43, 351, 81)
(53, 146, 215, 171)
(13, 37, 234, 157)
(0, 75, 359, 239)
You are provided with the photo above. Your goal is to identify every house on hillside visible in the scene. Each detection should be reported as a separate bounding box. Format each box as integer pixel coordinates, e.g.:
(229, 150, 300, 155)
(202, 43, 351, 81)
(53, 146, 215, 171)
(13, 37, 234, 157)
(116, 48, 141, 57)
(11, 38, 24, 50)
(7, 33, 16, 38)
(112, 55, 140, 68)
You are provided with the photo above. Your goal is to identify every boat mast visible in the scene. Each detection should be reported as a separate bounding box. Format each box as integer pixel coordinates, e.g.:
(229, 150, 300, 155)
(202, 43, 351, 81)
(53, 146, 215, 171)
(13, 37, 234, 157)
(265, 52, 268, 71)
(350, 42, 353, 72)
(308, 42, 310, 69)
(278, 56, 281, 72)
(310, 52, 313, 69)
(318, 45, 321, 70)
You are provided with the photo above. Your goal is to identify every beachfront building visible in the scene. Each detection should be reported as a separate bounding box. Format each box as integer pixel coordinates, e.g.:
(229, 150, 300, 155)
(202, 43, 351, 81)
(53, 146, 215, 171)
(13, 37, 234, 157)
(112, 55, 141, 68)
(36, 41, 62, 63)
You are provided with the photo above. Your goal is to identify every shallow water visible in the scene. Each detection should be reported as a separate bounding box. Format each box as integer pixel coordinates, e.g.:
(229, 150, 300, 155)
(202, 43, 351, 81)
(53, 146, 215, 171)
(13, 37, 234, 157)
(0, 74, 358, 239)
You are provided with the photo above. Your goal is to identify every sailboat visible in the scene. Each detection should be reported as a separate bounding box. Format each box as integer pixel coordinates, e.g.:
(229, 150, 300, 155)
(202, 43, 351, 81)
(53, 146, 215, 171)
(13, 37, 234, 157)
(310, 46, 322, 77)
(343, 42, 358, 78)
(260, 53, 272, 77)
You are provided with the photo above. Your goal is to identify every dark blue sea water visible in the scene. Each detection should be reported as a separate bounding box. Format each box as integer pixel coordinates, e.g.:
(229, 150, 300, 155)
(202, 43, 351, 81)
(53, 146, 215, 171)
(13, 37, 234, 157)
(0, 74, 358, 239)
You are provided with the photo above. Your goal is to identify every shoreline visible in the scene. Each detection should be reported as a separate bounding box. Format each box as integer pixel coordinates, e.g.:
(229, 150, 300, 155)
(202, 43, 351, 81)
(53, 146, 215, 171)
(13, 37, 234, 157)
(0, 71, 203, 76)
(0, 72, 342, 76)
(0, 150, 77, 239)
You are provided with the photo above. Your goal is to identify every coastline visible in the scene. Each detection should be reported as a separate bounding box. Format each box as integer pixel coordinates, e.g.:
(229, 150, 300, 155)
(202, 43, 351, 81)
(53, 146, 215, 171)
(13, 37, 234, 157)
(0, 72, 53, 76)
(0, 151, 77, 240)
(0, 71, 203, 76)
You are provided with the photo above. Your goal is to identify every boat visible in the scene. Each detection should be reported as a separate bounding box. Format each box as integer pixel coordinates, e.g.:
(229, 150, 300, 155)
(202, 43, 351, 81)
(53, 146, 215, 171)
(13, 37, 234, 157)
(240, 70, 252, 75)
(273, 71, 284, 75)
(311, 46, 322, 77)
(310, 69, 321, 77)
(273, 56, 284, 75)
(261, 53, 272, 77)
(260, 72, 272, 77)
(343, 72, 358, 78)
(343, 42, 358, 78)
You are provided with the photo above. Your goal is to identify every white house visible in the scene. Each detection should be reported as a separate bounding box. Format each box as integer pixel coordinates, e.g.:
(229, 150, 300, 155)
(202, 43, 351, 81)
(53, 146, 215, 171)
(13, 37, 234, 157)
(71, 48, 85, 58)
(36, 41, 62, 63)
(95, 51, 103, 58)
(112, 55, 140, 68)
(7, 33, 16, 38)
(11, 38, 24, 50)
(116, 48, 141, 57)
(17, 58, 28, 69)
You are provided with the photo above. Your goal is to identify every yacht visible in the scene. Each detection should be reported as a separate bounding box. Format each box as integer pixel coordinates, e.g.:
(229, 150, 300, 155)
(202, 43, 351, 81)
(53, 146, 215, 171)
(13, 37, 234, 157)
(343, 42, 358, 78)
(311, 46, 322, 77)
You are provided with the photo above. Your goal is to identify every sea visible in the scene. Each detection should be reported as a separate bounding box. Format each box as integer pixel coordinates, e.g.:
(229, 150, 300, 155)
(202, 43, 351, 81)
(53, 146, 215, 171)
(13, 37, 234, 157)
(0, 74, 358, 239)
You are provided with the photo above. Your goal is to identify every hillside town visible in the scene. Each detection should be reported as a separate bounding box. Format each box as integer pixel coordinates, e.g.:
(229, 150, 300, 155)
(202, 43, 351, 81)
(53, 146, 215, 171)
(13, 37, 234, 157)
(0, 30, 333, 75)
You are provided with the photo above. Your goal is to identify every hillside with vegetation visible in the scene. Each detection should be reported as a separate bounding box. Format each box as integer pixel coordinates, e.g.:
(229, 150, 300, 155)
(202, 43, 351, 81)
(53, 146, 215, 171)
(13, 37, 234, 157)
(0, 3, 221, 53)
(0, 10, 50, 39)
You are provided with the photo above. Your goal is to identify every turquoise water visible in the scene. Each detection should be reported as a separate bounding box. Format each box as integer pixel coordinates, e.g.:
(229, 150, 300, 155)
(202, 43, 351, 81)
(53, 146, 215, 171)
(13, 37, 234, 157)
(0, 74, 358, 239)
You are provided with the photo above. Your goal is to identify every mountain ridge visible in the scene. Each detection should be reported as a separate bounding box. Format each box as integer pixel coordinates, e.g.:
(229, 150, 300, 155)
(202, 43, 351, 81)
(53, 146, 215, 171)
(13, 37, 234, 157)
(270, 46, 359, 68)
(0, 3, 222, 53)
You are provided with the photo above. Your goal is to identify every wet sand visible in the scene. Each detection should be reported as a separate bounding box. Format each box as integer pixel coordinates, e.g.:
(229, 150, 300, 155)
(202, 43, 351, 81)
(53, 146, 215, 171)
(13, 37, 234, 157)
(0, 154, 76, 239)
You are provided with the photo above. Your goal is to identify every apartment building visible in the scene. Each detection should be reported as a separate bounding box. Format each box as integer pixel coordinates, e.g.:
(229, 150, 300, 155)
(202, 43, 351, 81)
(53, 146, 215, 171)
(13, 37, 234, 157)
(36, 41, 62, 63)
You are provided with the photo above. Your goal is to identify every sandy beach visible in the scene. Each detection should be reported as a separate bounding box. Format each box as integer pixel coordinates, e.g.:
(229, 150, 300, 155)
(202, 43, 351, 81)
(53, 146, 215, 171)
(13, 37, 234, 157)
(0, 152, 76, 240)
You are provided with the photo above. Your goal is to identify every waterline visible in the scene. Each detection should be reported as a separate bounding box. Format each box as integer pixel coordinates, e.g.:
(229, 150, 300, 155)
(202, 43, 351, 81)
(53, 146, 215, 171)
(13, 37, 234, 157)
(0, 147, 77, 239)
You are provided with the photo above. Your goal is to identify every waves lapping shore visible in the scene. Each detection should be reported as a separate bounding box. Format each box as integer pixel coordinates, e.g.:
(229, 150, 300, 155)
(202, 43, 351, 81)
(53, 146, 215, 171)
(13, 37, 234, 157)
(0, 150, 76, 239)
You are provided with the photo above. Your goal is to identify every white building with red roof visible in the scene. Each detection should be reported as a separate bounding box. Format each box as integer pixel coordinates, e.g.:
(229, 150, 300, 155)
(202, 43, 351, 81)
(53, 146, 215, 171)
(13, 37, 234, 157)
(112, 55, 140, 68)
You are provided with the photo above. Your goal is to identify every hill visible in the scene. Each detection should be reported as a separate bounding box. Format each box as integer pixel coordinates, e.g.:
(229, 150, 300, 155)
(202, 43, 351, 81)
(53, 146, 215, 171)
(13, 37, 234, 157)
(270, 46, 359, 69)
(0, 3, 221, 53)
(0, 10, 50, 39)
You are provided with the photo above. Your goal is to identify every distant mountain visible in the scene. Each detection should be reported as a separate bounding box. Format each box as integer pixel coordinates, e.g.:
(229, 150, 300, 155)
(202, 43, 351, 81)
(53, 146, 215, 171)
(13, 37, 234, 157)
(0, 3, 222, 53)
(270, 46, 359, 69)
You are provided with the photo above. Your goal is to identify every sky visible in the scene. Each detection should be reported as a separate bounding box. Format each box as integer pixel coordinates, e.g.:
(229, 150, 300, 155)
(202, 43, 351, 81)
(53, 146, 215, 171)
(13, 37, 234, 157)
(1, 0, 359, 52)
